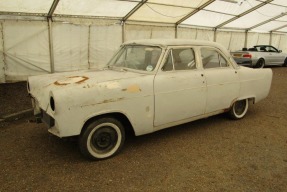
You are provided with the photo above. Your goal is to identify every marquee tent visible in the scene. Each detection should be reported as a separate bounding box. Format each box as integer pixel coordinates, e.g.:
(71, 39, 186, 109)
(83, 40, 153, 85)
(1, 0, 287, 82)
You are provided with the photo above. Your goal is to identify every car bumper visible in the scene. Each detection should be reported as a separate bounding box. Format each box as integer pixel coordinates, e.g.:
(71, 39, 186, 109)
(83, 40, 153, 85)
(233, 58, 253, 67)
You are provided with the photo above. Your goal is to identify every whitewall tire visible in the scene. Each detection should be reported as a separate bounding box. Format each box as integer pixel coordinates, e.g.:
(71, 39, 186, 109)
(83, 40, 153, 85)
(79, 117, 125, 160)
(229, 99, 249, 120)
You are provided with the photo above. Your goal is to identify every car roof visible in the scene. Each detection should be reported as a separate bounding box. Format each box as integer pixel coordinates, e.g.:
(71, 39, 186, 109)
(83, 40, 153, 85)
(123, 39, 222, 48)
(122, 39, 232, 57)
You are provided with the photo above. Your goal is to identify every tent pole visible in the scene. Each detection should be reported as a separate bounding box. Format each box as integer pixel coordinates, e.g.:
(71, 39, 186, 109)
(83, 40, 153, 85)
(269, 31, 272, 45)
(48, 18, 55, 73)
(213, 28, 217, 42)
(244, 30, 248, 48)
(175, 25, 178, 39)
(122, 21, 126, 43)
(0, 22, 6, 82)
(88, 25, 91, 69)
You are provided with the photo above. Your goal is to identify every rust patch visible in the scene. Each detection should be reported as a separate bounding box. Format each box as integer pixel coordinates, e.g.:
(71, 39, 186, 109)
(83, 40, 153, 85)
(122, 84, 141, 93)
(70, 76, 89, 84)
(223, 108, 230, 112)
(54, 81, 69, 86)
(99, 98, 124, 104)
(54, 76, 89, 86)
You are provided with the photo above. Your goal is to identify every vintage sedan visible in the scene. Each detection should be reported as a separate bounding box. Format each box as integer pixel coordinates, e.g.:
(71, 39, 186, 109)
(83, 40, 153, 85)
(27, 39, 272, 160)
(231, 45, 287, 68)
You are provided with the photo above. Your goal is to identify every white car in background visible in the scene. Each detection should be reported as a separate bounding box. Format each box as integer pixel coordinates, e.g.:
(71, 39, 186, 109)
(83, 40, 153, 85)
(231, 45, 287, 68)
(27, 39, 273, 160)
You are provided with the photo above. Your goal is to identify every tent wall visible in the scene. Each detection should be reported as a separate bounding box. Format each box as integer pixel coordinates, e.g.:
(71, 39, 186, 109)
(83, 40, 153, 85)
(216, 31, 245, 51)
(52, 23, 89, 72)
(0, 19, 287, 83)
(247, 33, 270, 48)
(125, 24, 175, 41)
(2, 20, 50, 82)
(278, 35, 287, 53)
(89, 24, 122, 69)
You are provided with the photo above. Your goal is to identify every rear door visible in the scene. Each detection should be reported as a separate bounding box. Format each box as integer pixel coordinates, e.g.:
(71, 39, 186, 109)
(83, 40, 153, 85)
(200, 47, 240, 114)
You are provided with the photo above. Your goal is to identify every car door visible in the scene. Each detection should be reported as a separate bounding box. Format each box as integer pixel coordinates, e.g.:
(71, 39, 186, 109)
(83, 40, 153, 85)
(200, 47, 240, 114)
(266, 46, 285, 64)
(154, 47, 206, 127)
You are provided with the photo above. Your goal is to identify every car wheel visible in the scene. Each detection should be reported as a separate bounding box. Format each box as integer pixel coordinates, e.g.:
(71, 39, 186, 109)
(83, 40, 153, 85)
(283, 58, 287, 67)
(256, 59, 265, 68)
(228, 99, 249, 120)
(79, 117, 125, 160)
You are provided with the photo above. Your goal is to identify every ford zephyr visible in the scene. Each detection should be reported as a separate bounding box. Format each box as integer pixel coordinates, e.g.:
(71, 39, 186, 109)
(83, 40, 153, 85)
(28, 39, 272, 160)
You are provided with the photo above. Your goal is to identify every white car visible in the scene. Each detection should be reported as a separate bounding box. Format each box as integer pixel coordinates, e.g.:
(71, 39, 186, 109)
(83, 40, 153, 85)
(231, 45, 287, 68)
(28, 39, 273, 160)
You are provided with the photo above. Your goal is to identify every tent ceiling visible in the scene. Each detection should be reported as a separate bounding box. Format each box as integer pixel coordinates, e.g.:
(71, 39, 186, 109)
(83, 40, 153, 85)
(1, 0, 287, 32)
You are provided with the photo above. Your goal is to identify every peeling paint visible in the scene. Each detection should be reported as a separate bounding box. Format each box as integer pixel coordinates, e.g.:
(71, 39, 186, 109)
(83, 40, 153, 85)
(81, 97, 125, 107)
(122, 84, 141, 93)
(106, 82, 120, 89)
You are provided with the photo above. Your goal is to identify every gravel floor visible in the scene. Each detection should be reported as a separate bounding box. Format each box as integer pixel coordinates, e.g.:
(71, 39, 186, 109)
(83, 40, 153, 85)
(0, 67, 287, 191)
(0, 81, 31, 117)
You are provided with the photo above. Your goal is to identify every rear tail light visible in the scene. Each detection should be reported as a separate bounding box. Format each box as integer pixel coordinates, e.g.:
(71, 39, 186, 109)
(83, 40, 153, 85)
(243, 54, 252, 58)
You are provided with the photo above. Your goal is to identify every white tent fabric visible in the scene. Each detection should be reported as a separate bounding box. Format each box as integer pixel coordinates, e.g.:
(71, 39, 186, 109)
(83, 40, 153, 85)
(1, 0, 287, 82)
(55, 0, 140, 17)
(53, 23, 89, 72)
(0, 0, 54, 14)
(89, 24, 122, 69)
(126, 24, 175, 41)
(3, 21, 50, 82)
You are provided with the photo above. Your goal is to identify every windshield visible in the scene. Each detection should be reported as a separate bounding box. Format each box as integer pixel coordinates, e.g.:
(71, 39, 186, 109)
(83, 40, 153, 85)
(108, 45, 162, 71)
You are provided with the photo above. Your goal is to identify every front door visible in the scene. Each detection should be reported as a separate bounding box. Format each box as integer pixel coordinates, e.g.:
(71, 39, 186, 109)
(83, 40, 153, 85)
(154, 47, 206, 127)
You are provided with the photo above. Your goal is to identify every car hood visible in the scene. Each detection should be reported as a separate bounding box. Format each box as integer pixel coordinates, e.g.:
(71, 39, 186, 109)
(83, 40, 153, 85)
(28, 69, 148, 107)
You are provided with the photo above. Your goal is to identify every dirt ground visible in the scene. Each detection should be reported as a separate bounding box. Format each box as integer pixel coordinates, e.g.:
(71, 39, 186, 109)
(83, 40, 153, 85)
(0, 81, 31, 117)
(0, 67, 287, 191)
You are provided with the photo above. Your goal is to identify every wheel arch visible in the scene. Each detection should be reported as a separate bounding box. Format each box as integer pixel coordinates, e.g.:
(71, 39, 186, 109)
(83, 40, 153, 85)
(230, 96, 255, 108)
(81, 112, 135, 137)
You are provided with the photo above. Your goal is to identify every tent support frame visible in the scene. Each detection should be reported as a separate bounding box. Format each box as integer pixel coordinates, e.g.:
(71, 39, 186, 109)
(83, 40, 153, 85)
(48, 18, 55, 73)
(1, 22, 6, 82)
(244, 30, 248, 48)
(216, 0, 274, 28)
(122, 21, 126, 43)
(213, 28, 217, 42)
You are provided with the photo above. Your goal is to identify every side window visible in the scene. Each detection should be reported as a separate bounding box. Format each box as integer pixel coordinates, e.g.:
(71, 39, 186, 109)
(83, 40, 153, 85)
(174, 48, 196, 70)
(266, 46, 277, 52)
(162, 48, 196, 71)
(219, 55, 228, 67)
(201, 48, 229, 69)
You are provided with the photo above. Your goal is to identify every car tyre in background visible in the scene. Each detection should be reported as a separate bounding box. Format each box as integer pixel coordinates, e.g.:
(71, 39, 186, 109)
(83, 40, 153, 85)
(79, 117, 125, 160)
(283, 58, 287, 67)
(256, 59, 265, 68)
(228, 99, 249, 120)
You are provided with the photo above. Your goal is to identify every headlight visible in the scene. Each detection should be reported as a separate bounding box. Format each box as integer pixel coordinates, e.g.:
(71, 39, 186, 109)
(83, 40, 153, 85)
(50, 96, 55, 111)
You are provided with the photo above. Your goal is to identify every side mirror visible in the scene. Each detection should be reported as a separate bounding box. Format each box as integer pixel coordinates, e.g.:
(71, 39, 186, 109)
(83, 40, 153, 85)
(279, 50, 282, 53)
